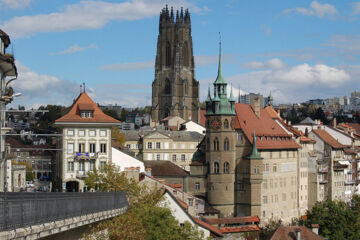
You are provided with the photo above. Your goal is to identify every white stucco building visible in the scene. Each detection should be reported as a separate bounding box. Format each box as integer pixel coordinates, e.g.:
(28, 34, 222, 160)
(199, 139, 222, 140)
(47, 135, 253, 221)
(54, 90, 120, 192)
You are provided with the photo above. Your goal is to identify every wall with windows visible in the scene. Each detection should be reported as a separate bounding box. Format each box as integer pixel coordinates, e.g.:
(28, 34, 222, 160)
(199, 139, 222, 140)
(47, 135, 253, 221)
(62, 127, 111, 191)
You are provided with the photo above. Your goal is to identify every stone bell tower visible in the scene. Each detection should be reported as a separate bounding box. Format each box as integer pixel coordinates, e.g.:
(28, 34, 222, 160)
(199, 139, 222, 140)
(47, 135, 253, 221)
(151, 5, 200, 124)
(205, 40, 237, 217)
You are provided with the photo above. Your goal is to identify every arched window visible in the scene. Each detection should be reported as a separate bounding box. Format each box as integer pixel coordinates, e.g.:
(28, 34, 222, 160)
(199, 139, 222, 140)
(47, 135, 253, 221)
(206, 138, 210, 151)
(165, 78, 171, 94)
(166, 42, 171, 66)
(224, 138, 229, 151)
(213, 137, 219, 151)
(182, 41, 189, 67)
(224, 119, 229, 129)
(224, 162, 230, 174)
(184, 80, 188, 96)
(214, 162, 219, 174)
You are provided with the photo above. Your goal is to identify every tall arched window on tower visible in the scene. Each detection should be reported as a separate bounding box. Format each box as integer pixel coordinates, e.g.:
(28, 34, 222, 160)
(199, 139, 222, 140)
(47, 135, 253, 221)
(224, 119, 229, 129)
(224, 162, 230, 174)
(207, 137, 210, 151)
(182, 41, 189, 67)
(165, 78, 171, 94)
(214, 162, 219, 174)
(184, 80, 188, 96)
(166, 42, 171, 66)
(224, 138, 229, 151)
(213, 137, 219, 151)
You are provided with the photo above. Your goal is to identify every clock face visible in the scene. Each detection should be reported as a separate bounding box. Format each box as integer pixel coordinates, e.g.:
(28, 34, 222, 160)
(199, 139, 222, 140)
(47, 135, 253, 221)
(211, 118, 221, 130)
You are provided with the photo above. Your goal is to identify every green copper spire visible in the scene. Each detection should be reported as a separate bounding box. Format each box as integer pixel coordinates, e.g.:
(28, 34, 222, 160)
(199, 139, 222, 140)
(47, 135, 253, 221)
(247, 130, 263, 160)
(206, 86, 212, 102)
(214, 33, 226, 84)
(229, 84, 235, 102)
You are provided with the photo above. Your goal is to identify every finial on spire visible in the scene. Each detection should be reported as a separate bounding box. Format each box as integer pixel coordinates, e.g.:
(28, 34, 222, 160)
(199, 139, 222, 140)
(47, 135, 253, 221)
(83, 82, 86, 93)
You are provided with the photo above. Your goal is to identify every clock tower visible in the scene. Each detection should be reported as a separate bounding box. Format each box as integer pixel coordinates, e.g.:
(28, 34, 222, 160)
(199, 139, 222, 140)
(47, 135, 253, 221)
(204, 41, 236, 217)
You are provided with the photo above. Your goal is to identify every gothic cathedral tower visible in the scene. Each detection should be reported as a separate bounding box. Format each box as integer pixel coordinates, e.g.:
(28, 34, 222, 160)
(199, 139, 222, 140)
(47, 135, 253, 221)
(151, 6, 200, 123)
(205, 42, 237, 217)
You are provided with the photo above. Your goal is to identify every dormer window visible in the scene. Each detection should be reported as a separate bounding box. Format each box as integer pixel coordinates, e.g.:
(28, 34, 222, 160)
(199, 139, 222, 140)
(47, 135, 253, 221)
(80, 111, 93, 118)
(78, 103, 94, 118)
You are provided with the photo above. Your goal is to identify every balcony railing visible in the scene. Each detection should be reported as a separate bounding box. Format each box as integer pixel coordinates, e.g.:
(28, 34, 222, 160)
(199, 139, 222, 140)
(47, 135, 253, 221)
(318, 166, 329, 173)
(319, 178, 328, 184)
(76, 170, 88, 178)
(345, 179, 355, 185)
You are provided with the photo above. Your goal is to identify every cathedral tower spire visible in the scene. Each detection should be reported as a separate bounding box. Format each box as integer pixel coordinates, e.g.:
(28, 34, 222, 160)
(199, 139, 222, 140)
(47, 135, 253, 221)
(152, 6, 200, 124)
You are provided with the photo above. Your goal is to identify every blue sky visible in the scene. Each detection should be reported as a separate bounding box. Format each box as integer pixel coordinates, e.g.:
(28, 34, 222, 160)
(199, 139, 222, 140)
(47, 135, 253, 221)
(1, 0, 360, 108)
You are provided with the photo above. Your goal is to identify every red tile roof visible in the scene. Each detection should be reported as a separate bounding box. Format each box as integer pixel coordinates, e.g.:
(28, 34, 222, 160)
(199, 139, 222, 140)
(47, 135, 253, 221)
(270, 226, 323, 240)
(300, 135, 316, 144)
(220, 225, 260, 233)
(143, 161, 189, 177)
(200, 109, 206, 126)
(204, 216, 260, 225)
(55, 92, 120, 124)
(312, 129, 344, 149)
(192, 218, 223, 237)
(234, 103, 300, 150)
(342, 123, 360, 134)
(264, 106, 282, 120)
(167, 183, 182, 189)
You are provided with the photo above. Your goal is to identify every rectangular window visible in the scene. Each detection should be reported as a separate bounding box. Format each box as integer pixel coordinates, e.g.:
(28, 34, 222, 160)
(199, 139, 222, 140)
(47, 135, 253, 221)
(263, 196, 268, 204)
(100, 161, 106, 170)
(156, 154, 160, 160)
(100, 144, 107, 153)
(273, 164, 277, 172)
(89, 130, 96, 137)
(100, 130, 106, 137)
(67, 130, 74, 136)
(172, 154, 177, 161)
(79, 143, 85, 153)
(181, 154, 186, 161)
(164, 142, 169, 149)
(79, 161, 84, 171)
(89, 143, 96, 153)
(156, 142, 161, 149)
(147, 142, 152, 149)
(147, 153, 153, 160)
(67, 161, 74, 171)
(78, 130, 85, 137)
(67, 143, 74, 154)
(195, 182, 200, 190)
(90, 161, 95, 171)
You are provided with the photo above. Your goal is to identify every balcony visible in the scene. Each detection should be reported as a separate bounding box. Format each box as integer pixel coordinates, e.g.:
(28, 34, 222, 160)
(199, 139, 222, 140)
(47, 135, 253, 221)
(76, 170, 88, 178)
(319, 177, 328, 184)
(345, 179, 355, 185)
(75, 152, 96, 160)
(318, 166, 329, 173)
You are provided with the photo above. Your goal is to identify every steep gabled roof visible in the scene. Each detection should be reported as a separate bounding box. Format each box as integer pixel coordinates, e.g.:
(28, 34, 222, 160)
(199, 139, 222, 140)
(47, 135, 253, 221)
(143, 161, 189, 177)
(55, 92, 120, 124)
(270, 226, 323, 240)
(312, 129, 344, 149)
(264, 106, 282, 120)
(234, 103, 300, 150)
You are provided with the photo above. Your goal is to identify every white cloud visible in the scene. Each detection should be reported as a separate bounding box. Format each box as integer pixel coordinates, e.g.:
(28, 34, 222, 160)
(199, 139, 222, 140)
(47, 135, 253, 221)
(324, 35, 360, 52)
(51, 43, 97, 55)
(1, 0, 208, 38)
(101, 60, 154, 71)
(350, 2, 360, 15)
(10, 61, 81, 107)
(0, 0, 31, 9)
(243, 58, 286, 69)
(101, 54, 235, 71)
(265, 58, 286, 69)
(260, 24, 271, 36)
(283, 1, 338, 18)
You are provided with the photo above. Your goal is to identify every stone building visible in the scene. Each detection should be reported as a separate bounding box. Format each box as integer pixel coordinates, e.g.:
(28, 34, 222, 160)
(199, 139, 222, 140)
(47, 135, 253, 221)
(54, 88, 120, 192)
(187, 48, 301, 223)
(151, 6, 200, 124)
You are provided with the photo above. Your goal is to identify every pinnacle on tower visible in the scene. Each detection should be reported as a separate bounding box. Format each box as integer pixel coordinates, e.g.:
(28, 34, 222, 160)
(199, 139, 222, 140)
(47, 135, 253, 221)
(229, 84, 235, 102)
(176, 10, 179, 24)
(170, 7, 174, 22)
(206, 86, 212, 102)
(247, 130, 262, 159)
(214, 32, 226, 84)
(180, 7, 184, 22)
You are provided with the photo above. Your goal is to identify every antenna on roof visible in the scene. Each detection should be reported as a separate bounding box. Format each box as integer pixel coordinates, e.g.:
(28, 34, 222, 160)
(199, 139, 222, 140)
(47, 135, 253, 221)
(80, 84, 82, 94)
(83, 83, 86, 93)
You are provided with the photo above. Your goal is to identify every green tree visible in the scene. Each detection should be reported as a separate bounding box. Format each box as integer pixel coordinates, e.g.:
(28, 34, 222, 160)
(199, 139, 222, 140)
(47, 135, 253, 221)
(103, 109, 120, 120)
(111, 127, 125, 146)
(305, 198, 360, 240)
(84, 164, 207, 240)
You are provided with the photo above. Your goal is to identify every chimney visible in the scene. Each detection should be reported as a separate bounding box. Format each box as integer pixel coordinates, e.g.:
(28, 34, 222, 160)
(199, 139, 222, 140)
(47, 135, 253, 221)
(145, 167, 152, 176)
(288, 121, 292, 126)
(311, 224, 319, 235)
(295, 228, 301, 240)
(254, 96, 261, 118)
(333, 117, 337, 128)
